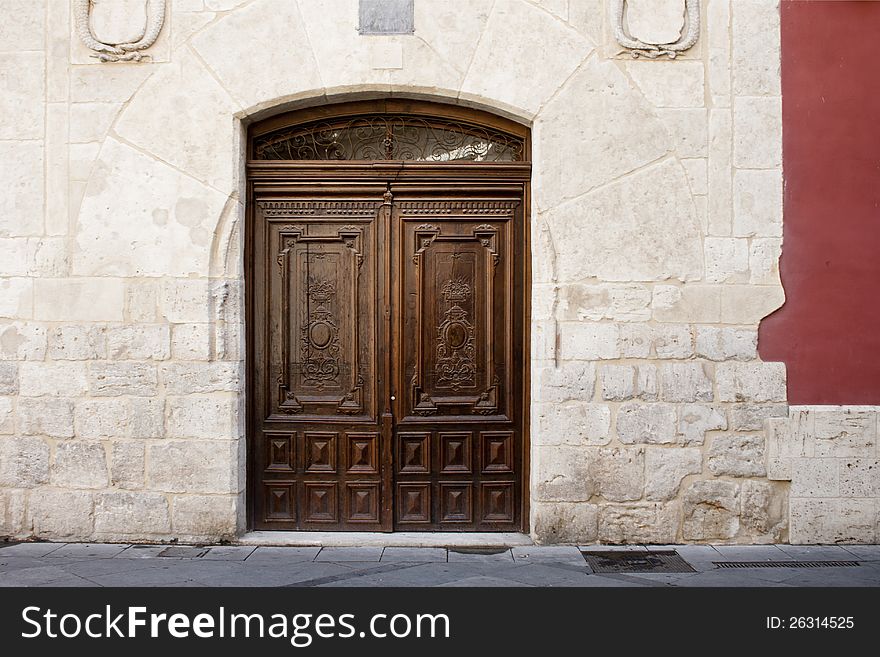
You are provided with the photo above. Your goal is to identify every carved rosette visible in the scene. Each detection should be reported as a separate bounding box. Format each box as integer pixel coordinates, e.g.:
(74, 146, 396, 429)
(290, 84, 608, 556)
(612, 0, 700, 59)
(74, 0, 166, 63)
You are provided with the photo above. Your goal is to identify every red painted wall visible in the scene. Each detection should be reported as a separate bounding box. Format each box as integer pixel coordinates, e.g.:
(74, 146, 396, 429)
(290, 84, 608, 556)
(759, 1, 880, 405)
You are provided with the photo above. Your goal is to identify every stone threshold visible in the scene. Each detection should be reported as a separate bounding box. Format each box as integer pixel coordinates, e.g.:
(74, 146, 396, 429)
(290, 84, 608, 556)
(235, 531, 534, 548)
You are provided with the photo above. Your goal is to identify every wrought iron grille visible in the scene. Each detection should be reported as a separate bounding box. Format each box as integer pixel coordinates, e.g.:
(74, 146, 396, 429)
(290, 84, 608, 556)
(253, 114, 525, 162)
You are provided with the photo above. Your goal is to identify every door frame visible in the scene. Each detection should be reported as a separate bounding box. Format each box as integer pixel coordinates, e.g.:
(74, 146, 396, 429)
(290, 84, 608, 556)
(244, 99, 533, 532)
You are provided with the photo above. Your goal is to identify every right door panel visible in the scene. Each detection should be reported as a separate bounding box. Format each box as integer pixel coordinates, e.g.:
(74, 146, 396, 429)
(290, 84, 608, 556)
(393, 192, 525, 530)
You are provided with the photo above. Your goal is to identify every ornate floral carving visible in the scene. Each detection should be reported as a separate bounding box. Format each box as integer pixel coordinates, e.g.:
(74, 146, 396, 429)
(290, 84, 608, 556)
(612, 0, 700, 59)
(436, 277, 476, 391)
(300, 277, 341, 388)
(74, 0, 166, 63)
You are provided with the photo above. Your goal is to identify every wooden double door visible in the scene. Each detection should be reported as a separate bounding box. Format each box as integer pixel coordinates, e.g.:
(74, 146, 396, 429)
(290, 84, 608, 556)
(250, 181, 526, 531)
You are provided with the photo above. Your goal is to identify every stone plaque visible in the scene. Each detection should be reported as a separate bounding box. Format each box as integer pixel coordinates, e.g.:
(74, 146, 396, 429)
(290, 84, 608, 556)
(359, 0, 414, 35)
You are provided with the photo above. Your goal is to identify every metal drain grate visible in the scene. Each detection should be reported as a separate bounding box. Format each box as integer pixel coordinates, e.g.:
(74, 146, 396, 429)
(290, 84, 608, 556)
(157, 546, 209, 558)
(714, 560, 860, 569)
(448, 547, 510, 556)
(581, 550, 696, 573)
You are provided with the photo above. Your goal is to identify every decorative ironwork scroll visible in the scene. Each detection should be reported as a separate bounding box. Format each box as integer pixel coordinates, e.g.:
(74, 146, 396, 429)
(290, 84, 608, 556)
(253, 114, 525, 162)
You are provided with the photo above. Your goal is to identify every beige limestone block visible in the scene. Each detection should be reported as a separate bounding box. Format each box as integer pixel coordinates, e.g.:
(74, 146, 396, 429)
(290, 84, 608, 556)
(0, 322, 47, 360)
(70, 103, 123, 144)
(733, 96, 782, 168)
(0, 362, 17, 394)
(695, 326, 757, 362)
(749, 238, 782, 285)
(534, 446, 595, 502)
(0, 141, 45, 237)
(597, 502, 678, 544)
(568, 0, 604, 44)
(677, 404, 727, 446)
(29, 490, 94, 539)
(34, 278, 125, 322)
(558, 322, 620, 360)
(544, 161, 702, 282)
(161, 362, 240, 394)
(636, 365, 659, 401)
(191, 0, 323, 111)
(682, 480, 740, 540)
(729, 404, 788, 432)
(70, 66, 153, 103)
(625, 0, 685, 45)
(812, 409, 877, 458)
(625, 61, 705, 109)
(116, 54, 242, 192)
(652, 285, 721, 323)
(414, 0, 496, 79)
(0, 0, 46, 50)
(126, 280, 159, 322)
(88, 362, 158, 397)
(0, 53, 44, 140)
(19, 362, 88, 397)
(27, 238, 71, 277)
(619, 324, 652, 358)
(74, 398, 129, 439)
(533, 502, 598, 543)
(0, 239, 28, 276)
(616, 402, 677, 445)
(534, 402, 612, 446)
(172, 494, 239, 538)
(52, 441, 109, 489)
(660, 362, 713, 403)
(205, 0, 249, 9)
(652, 324, 694, 359)
(166, 394, 239, 439)
(592, 447, 645, 502)
(732, 0, 781, 96)
(656, 108, 708, 158)
(129, 397, 165, 438)
(0, 489, 27, 536)
(707, 109, 732, 235)
(48, 325, 107, 360)
(95, 491, 170, 536)
(733, 169, 782, 237)
(0, 397, 12, 434)
(645, 447, 702, 501)
(0, 436, 50, 487)
(147, 440, 239, 494)
(0, 278, 33, 319)
(707, 434, 767, 477)
(461, 0, 591, 117)
(106, 324, 171, 361)
(704, 237, 749, 283)
(110, 441, 146, 489)
(601, 365, 636, 401)
(557, 284, 651, 322)
(532, 361, 595, 403)
(171, 10, 216, 49)
(720, 285, 785, 325)
(18, 397, 75, 438)
(838, 459, 880, 498)
(159, 279, 213, 323)
(533, 55, 670, 211)
(171, 323, 212, 361)
(73, 139, 229, 277)
(740, 480, 786, 541)
(716, 361, 787, 403)
(790, 498, 877, 544)
(707, 0, 731, 105)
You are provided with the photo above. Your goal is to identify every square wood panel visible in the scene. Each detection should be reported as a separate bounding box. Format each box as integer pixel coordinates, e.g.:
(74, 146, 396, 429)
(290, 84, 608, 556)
(265, 433, 294, 472)
(398, 432, 430, 473)
(439, 432, 472, 473)
(303, 483, 337, 523)
(264, 483, 295, 521)
(346, 432, 379, 474)
(440, 483, 472, 523)
(345, 483, 381, 523)
(481, 431, 514, 473)
(397, 483, 430, 523)
(481, 482, 514, 522)
(304, 432, 337, 473)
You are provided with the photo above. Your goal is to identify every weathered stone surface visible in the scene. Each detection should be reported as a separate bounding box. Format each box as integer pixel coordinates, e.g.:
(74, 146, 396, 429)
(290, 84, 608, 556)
(733, 97, 782, 168)
(652, 285, 721, 323)
(74, 140, 229, 278)
(0, 53, 44, 140)
(660, 362, 714, 403)
(716, 362, 786, 402)
(0, 323, 47, 361)
(170, 323, 212, 361)
(652, 324, 694, 359)
(48, 325, 107, 360)
(677, 404, 727, 445)
(0, 363, 17, 394)
(741, 480, 787, 541)
(790, 457, 838, 497)
(34, 279, 125, 322)
(0, 437, 49, 487)
(636, 365, 659, 401)
(544, 161, 702, 282)
(839, 459, 880, 498)
(732, 0, 782, 96)
(0, 397, 12, 434)
(147, 441, 238, 494)
(161, 363, 240, 394)
(626, 61, 705, 108)
(166, 394, 238, 440)
(592, 447, 645, 502)
(19, 362, 88, 397)
(657, 108, 708, 158)
(682, 481, 740, 540)
(110, 441, 145, 490)
(74, 399, 128, 439)
(558, 322, 620, 360)
(557, 284, 651, 322)
(721, 285, 785, 325)
(533, 502, 598, 544)
(16, 397, 74, 439)
(708, 434, 767, 477)
(733, 169, 782, 237)
(616, 402, 677, 444)
(159, 279, 213, 324)
(534, 447, 594, 502)
(95, 492, 170, 536)
(129, 398, 165, 439)
(790, 498, 877, 545)
(619, 324, 652, 358)
(625, 0, 686, 45)
(532, 361, 595, 403)
(704, 237, 749, 283)
(729, 404, 788, 432)
(695, 326, 757, 361)
(598, 503, 678, 544)
(29, 490, 94, 539)
(812, 410, 877, 457)
(0, 142, 44, 237)
(0, 488, 27, 536)
(600, 365, 635, 401)
(172, 495, 239, 538)
(88, 363, 158, 397)
(534, 402, 611, 446)
(52, 441, 108, 489)
(749, 238, 782, 285)
(106, 325, 171, 361)
(645, 447, 703, 501)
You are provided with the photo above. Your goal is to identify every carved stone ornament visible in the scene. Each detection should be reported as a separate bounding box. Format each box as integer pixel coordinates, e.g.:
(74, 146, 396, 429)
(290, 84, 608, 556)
(74, 0, 166, 62)
(612, 0, 700, 59)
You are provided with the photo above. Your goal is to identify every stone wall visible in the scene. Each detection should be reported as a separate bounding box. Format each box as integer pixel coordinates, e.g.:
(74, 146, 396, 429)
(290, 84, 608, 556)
(0, 0, 826, 544)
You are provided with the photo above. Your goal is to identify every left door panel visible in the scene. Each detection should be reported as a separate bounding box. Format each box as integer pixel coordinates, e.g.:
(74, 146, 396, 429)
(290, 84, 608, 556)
(252, 195, 389, 530)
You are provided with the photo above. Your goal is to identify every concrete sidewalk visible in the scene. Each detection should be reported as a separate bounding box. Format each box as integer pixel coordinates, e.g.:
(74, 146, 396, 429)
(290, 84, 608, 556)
(1, 542, 879, 587)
